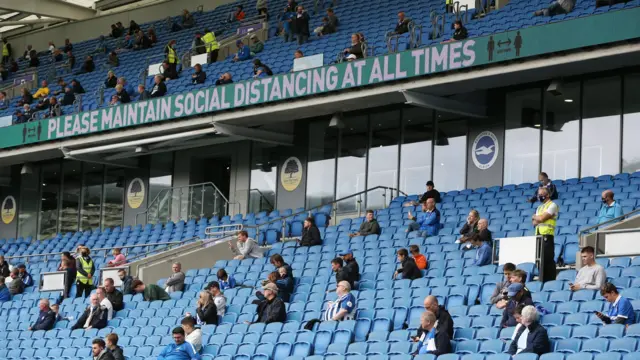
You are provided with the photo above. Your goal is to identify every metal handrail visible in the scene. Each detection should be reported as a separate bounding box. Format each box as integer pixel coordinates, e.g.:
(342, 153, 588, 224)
(430, 11, 445, 40)
(120, 236, 201, 265)
(249, 188, 274, 211)
(578, 207, 640, 239)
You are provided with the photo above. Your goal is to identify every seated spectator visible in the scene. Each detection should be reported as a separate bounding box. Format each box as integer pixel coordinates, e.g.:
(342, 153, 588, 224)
(508, 305, 551, 356)
(192, 63, 206, 84)
(215, 72, 233, 85)
(343, 33, 364, 61)
(158, 327, 200, 359)
(165, 262, 185, 292)
(349, 210, 381, 237)
(96, 287, 114, 320)
(150, 75, 167, 98)
(17, 264, 33, 287)
(115, 35, 134, 52)
(496, 269, 530, 309)
(181, 316, 202, 352)
(534, 0, 575, 16)
(165, 16, 181, 33)
(314, 17, 333, 37)
(216, 268, 236, 290)
(28, 299, 56, 331)
(323, 281, 357, 321)
(0, 276, 10, 302)
(340, 250, 360, 285)
(147, 28, 158, 44)
(78, 55, 96, 74)
(47, 41, 56, 53)
(233, 40, 252, 62)
(131, 279, 171, 301)
(597, 282, 636, 325)
(570, 246, 606, 291)
(293, 6, 311, 45)
(270, 254, 293, 278)
(45, 97, 61, 118)
(161, 61, 178, 81)
(134, 30, 153, 50)
(50, 303, 68, 322)
(108, 51, 119, 67)
(190, 290, 218, 325)
(276, 267, 294, 301)
(115, 85, 131, 104)
(63, 38, 73, 53)
(14, 109, 27, 124)
(91, 339, 114, 360)
(316, 8, 339, 36)
(182, 9, 195, 28)
(414, 311, 452, 356)
(18, 88, 33, 106)
(105, 333, 124, 360)
(446, 20, 468, 42)
(298, 216, 322, 246)
(490, 262, 516, 305)
(253, 283, 286, 324)
(477, 218, 492, 244)
(528, 172, 558, 203)
(234, 5, 246, 21)
(72, 294, 108, 330)
(500, 283, 534, 328)
(107, 248, 126, 267)
(410, 244, 428, 270)
(205, 281, 227, 316)
(117, 77, 134, 95)
(456, 209, 479, 244)
(29, 51, 40, 67)
(257, 0, 268, 18)
(92, 36, 107, 55)
(22, 104, 33, 122)
(0, 91, 8, 110)
(53, 49, 64, 62)
(394, 248, 422, 280)
(228, 230, 263, 259)
(104, 278, 124, 312)
(35, 96, 51, 112)
(109, 95, 120, 106)
(118, 268, 133, 295)
(252, 59, 273, 78)
(33, 80, 50, 99)
(53, 78, 67, 95)
(331, 257, 353, 289)
(470, 234, 491, 266)
(249, 35, 264, 55)
(128, 20, 141, 36)
(71, 79, 85, 94)
(392, 11, 411, 35)
(138, 84, 151, 100)
(115, 22, 125, 35)
(111, 24, 122, 38)
(597, 190, 624, 225)
(0, 255, 8, 277)
(406, 199, 441, 237)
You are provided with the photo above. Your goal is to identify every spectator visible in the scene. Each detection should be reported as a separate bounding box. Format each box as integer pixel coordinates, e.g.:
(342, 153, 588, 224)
(215, 72, 233, 85)
(331, 257, 353, 288)
(315, 17, 333, 37)
(96, 287, 114, 320)
(105, 333, 124, 360)
(229, 230, 263, 259)
(92, 338, 115, 360)
(597, 190, 624, 225)
(249, 35, 264, 55)
(256, 0, 268, 18)
(394, 248, 422, 280)
(293, 6, 311, 44)
(158, 327, 200, 360)
(529, 172, 558, 203)
(165, 262, 186, 292)
(62, 88, 77, 106)
(393, 11, 411, 35)
(18, 88, 33, 106)
(205, 281, 227, 316)
(16, 264, 33, 287)
(115, 85, 131, 104)
(534, 0, 576, 16)
(276, 266, 294, 301)
(165, 40, 179, 75)
(10, 59, 18, 72)
(280, 6, 296, 42)
(104, 278, 124, 311)
(234, 5, 246, 21)
(128, 20, 141, 36)
(233, 40, 252, 62)
(22, 44, 32, 58)
(532, 187, 558, 282)
(148, 28, 158, 44)
(270, 253, 293, 278)
(78, 55, 96, 74)
(53, 49, 65, 62)
(456, 209, 479, 244)
(490, 262, 516, 305)
(191, 290, 218, 325)
(111, 24, 122, 38)
(138, 84, 151, 100)
(108, 51, 119, 67)
(132, 279, 171, 301)
(0, 255, 8, 277)
(109, 95, 120, 107)
(107, 248, 126, 267)
(72, 293, 108, 330)
(181, 316, 202, 352)
(28, 299, 56, 331)
(63, 38, 73, 53)
(216, 268, 236, 290)
(323, 281, 357, 321)
(53, 78, 67, 95)
(118, 269, 133, 295)
(407, 199, 441, 237)
(316, 8, 339, 36)
(0, 91, 8, 110)
(33, 80, 50, 99)
(50, 303, 66, 321)
(253, 283, 286, 324)
(414, 311, 452, 356)
(477, 219, 492, 244)
(21, 104, 33, 122)
(35, 96, 51, 112)
(570, 246, 606, 291)
(48, 41, 56, 53)
(116, 35, 134, 52)
(182, 9, 195, 28)
(343, 33, 364, 61)
(252, 59, 273, 78)
(105, 71, 117, 88)
(410, 245, 428, 270)
(161, 60, 178, 80)
(192, 63, 206, 84)
(2, 38, 12, 65)
(29, 51, 40, 67)
(92, 36, 107, 55)
(448, 20, 468, 42)
(500, 283, 534, 328)
(150, 75, 167, 98)
(191, 32, 205, 55)
(470, 234, 491, 266)
(340, 250, 360, 285)
(597, 282, 636, 325)
(285, 0, 298, 12)
(76, 246, 95, 298)
(350, 210, 381, 237)
(298, 216, 322, 246)
(71, 79, 85, 94)
(166, 16, 181, 33)
(202, 28, 220, 63)
(0, 276, 10, 302)
(134, 30, 153, 50)
(507, 305, 551, 356)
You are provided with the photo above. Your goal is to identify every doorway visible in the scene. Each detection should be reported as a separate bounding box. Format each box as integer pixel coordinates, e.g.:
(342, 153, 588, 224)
(190, 156, 232, 218)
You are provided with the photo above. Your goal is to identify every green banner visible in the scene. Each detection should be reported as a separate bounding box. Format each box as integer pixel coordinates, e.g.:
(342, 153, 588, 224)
(5, 7, 640, 149)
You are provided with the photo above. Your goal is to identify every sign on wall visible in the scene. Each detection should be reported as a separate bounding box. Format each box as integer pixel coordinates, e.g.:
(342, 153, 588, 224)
(127, 178, 145, 209)
(280, 157, 303, 192)
(472, 131, 499, 170)
(1, 7, 639, 150)
(1, 195, 15, 224)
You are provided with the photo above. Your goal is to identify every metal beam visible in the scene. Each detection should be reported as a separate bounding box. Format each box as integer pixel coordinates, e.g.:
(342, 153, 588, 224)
(213, 123, 294, 146)
(0, 19, 60, 25)
(401, 90, 488, 118)
(0, 0, 96, 20)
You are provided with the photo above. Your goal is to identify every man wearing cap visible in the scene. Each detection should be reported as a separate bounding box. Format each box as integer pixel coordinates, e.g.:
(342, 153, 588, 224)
(323, 281, 357, 321)
(340, 251, 360, 287)
(252, 283, 286, 324)
(17, 264, 33, 287)
(205, 281, 227, 316)
(417, 181, 441, 204)
(249, 35, 264, 55)
(232, 40, 251, 62)
(500, 283, 534, 328)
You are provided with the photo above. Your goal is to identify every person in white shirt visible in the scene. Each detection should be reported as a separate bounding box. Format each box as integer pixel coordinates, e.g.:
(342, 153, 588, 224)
(570, 246, 606, 291)
(96, 287, 113, 320)
(206, 281, 227, 316)
(228, 230, 263, 259)
(181, 316, 202, 352)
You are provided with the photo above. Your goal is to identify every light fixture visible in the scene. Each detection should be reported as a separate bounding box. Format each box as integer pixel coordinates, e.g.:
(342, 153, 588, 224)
(328, 113, 344, 129)
(547, 80, 563, 96)
(21, 163, 34, 175)
(534, 124, 541, 128)
(564, 99, 573, 103)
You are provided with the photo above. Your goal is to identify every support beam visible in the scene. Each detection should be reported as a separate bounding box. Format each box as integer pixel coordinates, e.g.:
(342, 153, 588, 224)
(0, 0, 96, 20)
(213, 123, 294, 146)
(401, 90, 488, 118)
(0, 19, 60, 26)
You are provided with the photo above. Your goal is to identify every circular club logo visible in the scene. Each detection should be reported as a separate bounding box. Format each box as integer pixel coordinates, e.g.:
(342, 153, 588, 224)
(280, 157, 303, 192)
(127, 178, 145, 209)
(1, 196, 16, 224)
(472, 131, 499, 170)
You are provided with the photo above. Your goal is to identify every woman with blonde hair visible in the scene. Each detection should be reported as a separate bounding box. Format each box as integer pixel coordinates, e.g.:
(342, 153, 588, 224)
(195, 290, 218, 325)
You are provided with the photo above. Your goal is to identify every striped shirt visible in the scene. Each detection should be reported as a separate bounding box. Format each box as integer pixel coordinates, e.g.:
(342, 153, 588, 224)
(323, 293, 356, 321)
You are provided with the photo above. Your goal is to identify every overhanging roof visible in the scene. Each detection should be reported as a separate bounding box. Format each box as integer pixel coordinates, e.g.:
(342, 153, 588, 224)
(0, 0, 97, 33)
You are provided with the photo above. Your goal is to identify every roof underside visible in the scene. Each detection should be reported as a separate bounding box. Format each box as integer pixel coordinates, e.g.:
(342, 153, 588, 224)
(0, 0, 99, 33)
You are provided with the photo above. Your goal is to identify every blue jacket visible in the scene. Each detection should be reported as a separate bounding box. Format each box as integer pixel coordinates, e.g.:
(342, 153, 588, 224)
(158, 341, 201, 360)
(236, 46, 251, 61)
(21, 272, 34, 287)
(507, 321, 550, 355)
(597, 201, 624, 225)
(32, 309, 56, 331)
(218, 276, 236, 290)
(281, 12, 295, 32)
(415, 209, 441, 236)
(0, 284, 10, 302)
(473, 242, 491, 267)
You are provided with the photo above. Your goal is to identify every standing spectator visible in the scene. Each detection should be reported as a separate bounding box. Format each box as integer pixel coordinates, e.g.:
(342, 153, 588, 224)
(392, 12, 411, 35)
(250, 35, 264, 55)
(28, 299, 56, 331)
(410, 245, 428, 270)
(330, 258, 352, 288)
(280, 6, 296, 42)
(2, 38, 12, 65)
(285, 0, 297, 12)
(96, 287, 114, 320)
(500, 283, 534, 328)
(192, 290, 218, 325)
(394, 248, 422, 280)
(181, 316, 202, 352)
(76, 246, 95, 298)
(253, 283, 286, 324)
(158, 327, 200, 360)
(92, 339, 115, 360)
(191, 32, 205, 55)
(340, 251, 360, 285)
(111, 24, 122, 38)
(532, 187, 558, 282)
(118, 268, 133, 295)
(470, 234, 491, 266)
(18, 88, 33, 106)
(229, 230, 263, 259)
(131, 279, 171, 301)
(59, 253, 76, 298)
(349, 210, 381, 237)
(128, 20, 141, 36)
(165, 262, 186, 293)
(233, 40, 251, 62)
(534, 0, 576, 16)
(528, 172, 558, 203)
(17, 264, 33, 287)
(252, 59, 272, 78)
(507, 305, 551, 356)
(597, 282, 636, 325)
(490, 263, 516, 305)
(165, 40, 179, 76)
(597, 190, 624, 225)
(570, 246, 607, 291)
(0, 255, 8, 277)
(138, 85, 151, 100)
(63, 38, 73, 53)
(215, 72, 233, 85)
(293, 6, 311, 45)
(0, 276, 10, 303)
(298, 217, 322, 246)
(72, 293, 108, 330)
(406, 199, 441, 237)
(192, 64, 206, 85)
(107, 248, 126, 267)
(205, 281, 227, 316)
(150, 75, 167, 98)
(343, 33, 364, 61)
(456, 209, 479, 245)
(182, 9, 195, 28)
(257, 0, 268, 18)
(322, 281, 357, 321)
(270, 254, 293, 278)
(161, 60, 178, 81)
(216, 268, 236, 290)
(67, 50, 76, 69)
(202, 28, 220, 63)
(105, 333, 125, 360)
(414, 311, 452, 356)
(104, 278, 124, 312)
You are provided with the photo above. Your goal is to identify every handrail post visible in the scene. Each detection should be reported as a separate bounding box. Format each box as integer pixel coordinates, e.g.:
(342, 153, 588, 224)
(357, 195, 363, 218)
(200, 184, 205, 218)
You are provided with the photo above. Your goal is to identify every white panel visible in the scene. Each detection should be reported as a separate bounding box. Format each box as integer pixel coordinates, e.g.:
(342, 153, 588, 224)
(148, 62, 163, 77)
(101, 267, 127, 287)
(605, 233, 640, 256)
(0, 115, 13, 128)
(191, 53, 208, 68)
(498, 236, 538, 265)
(40, 271, 66, 292)
(293, 54, 324, 72)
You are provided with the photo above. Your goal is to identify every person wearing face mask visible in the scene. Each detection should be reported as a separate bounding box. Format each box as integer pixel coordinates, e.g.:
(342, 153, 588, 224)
(528, 172, 558, 203)
(76, 246, 95, 298)
(164, 40, 179, 77)
(117, 269, 133, 295)
(531, 187, 558, 282)
(508, 305, 550, 356)
(597, 190, 624, 225)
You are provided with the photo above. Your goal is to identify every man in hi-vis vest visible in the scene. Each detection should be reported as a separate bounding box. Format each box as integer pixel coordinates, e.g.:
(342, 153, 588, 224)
(531, 187, 558, 282)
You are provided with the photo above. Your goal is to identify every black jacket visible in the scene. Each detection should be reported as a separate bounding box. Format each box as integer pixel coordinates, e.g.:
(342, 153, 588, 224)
(108, 346, 125, 360)
(394, 19, 411, 34)
(72, 83, 85, 94)
(117, 90, 131, 104)
(335, 267, 352, 288)
(32, 309, 56, 331)
(419, 189, 441, 203)
(501, 293, 534, 328)
(459, 222, 478, 238)
(150, 82, 167, 98)
(105, 76, 117, 88)
(83, 60, 95, 73)
(299, 225, 321, 246)
(0, 262, 9, 278)
(197, 302, 219, 325)
(72, 305, 108, 330)
(121, 275, 133, 295)
(416, 305, 454, 340)
(453, 26, 468, 41)
(347, 43, 364, 59)
(344, 258, 360, 283)
(192, 71, 206, 84)
(62, 92, 75, 106)
(95, 350, 115, 360)
(358, 220, 381, 236)
(507, 322, 551, 356)
(293, 12, 310, 36)
(256, 297, 286, 324)
(106, 288, 124, 311)
(398, 257, 422, 280)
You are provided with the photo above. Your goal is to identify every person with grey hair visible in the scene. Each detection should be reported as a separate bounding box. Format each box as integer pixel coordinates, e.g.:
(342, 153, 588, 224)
(414, 311, 452, 356)
(165, 262, 185, 293)
(507, 305, 550, 356)
(323, 281, 357, 321)
(28, 299, 56, 331)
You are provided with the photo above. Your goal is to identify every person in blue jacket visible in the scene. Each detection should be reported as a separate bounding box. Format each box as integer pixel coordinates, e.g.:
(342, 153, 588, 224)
(17, 264, 33, 287)
(157, 326, 201, 360)
(597, 190, 624, 225)
(280, 7, 296, 42)
(406, 198, 441, 237)
(597, 282, 636, 325)
(216, 268, 236, 290)
(232, 40, 251, 62)
(471, 234, 492, 267)
(0, 276, 11, 302)
(28, 299, 56, 331)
